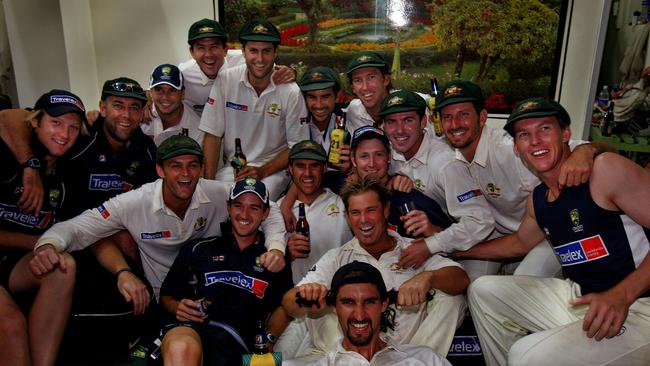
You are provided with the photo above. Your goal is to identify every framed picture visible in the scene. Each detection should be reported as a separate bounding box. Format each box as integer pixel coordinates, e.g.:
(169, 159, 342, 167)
(221, 0, 567, 113)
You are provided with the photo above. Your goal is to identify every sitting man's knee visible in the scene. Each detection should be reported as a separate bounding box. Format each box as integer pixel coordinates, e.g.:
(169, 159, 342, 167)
(162, 328, 202, 362)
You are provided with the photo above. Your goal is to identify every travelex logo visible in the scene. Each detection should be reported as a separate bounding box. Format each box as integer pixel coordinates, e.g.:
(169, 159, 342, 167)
(554, 235, 609, 266)
(448, 335, 482, 356)
(89, 174, 124, 191)
(457, 189, 483, 203)
(140, 230, 171, 240)
(226, 101, 248, 111)
(204, 271, 269, 298)
(0, 203, 52, 229)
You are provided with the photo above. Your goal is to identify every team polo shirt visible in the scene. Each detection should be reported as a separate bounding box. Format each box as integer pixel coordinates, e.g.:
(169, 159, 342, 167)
(140, 106, 204, 147)
(455, 126, 590, 236)
(533, 183, 650, 297)
(278, 189, 352, 284)
(315, 342, 450, 366)
(179, 51, 244, 115)
(199, 64, 309, 168)
(34, 179, 287, 298)
(57, 117, 158, 219)
(390, 132, 495, 254)
(160, 222, 293, 348)
(300, 231, 461, 344)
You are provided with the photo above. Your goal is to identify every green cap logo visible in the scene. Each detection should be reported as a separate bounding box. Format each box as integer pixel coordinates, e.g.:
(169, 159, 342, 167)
(387, 96, 403, 107)
(162, 66, 172, 75)
(517, 100, 539, 113)
(252, 24, 269, 34)
(444, 85, 462, 97)
(245, 177, 257, 186)
(357, 55, 371, 62)
(310, 72, 324, 80)
(198, 26, 214, 34)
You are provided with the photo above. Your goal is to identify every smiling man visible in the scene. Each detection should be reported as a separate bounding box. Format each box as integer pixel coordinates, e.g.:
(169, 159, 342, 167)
(281, 176, 468, 360)
(200, 19, 308, 200)
(454, 98, 650, 366)
(142, 64, 204, 147)
(30, 135, 288, 299)
(379, 90, 495, 278)
(345, 52, 392, 131)
(313, 261, 451, 365)
(159, 177, 293, 366)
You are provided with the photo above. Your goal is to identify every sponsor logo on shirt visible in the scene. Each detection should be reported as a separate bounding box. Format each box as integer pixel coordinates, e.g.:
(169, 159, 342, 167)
(485, 183, 501, 198)
(456, 189, 483, 203)
(140, 230, 172, 240)
(207, 97, 215, 105)
(299, 117, 307, 125)
(89, 174, 124, 191)
(0, 203, 52, 229)
(98, 155, 107, 162)
(212, 255, 225, 262)
(266, 103, 281, 117)
(226, 101, 248, 111)
(554, 235, 609, 266)
(448, 335, 482, 356)
(204, 270, 269, 298)
(49, 189, 61, 208)
(570, 208, 584, 233)
(96, 204, 111, 219)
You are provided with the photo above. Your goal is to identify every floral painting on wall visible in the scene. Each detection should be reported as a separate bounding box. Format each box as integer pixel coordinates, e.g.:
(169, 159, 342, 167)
(222, 0, 566, 113)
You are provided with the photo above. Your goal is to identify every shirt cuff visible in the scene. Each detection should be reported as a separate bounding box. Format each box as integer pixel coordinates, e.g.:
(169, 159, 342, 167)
(266, 239, 286, 254)
(34, 236, 67, 252)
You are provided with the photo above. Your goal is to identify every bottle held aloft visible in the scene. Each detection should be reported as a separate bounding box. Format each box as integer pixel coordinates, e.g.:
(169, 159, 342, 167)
(327, 112, 347, 167)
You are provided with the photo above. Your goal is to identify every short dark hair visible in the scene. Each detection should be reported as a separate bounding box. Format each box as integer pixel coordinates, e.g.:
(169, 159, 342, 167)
(241, 40, 279, 50)
(340, 175, 391, 212)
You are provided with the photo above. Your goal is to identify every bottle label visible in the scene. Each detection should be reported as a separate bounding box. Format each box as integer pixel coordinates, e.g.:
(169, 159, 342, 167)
(328, 129, 345, 164)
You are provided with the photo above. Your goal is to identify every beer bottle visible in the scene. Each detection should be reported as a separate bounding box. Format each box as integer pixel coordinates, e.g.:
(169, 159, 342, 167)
(296, 203, 310, 255)
(188, 270, 208, 315)
(242, 319, 281, 365)
(429, 78, 443, 137)
(231, 138, 247, 179)
(327, 112, 347, 166)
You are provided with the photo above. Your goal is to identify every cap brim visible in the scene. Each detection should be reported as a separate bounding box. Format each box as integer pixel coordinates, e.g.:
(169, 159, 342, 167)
(189, 33, 227, 43)
(289, 151, 327, 162)
(346, 63, 387, 75)
(44, 105, 85, 118)
(504, 110, 569, 136)
(299, 81, 336, 92)
(378, 105, 420, 117)
(157, 148, 203, 162)
(240, 35, 280, 43)
(150, 81, 182, 90)
(351, 132, 390, 150)
(230, 190, 268, 204)
(435, 96, 479, 111)
(102, 90, 148, 103)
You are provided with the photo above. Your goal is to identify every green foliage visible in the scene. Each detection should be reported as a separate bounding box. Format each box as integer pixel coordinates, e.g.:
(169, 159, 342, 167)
(267, 0, 290, 16)
(223, 0, 262, 41)
(268, 13, 295, 25)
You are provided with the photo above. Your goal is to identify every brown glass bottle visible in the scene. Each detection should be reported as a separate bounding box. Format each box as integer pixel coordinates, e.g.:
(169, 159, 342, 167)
(296, 203, 310, 254)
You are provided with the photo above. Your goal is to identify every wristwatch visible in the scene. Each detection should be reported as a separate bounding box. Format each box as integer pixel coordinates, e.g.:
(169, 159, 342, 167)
(266, 332, 278, 344)
(21, 157, 41, 169)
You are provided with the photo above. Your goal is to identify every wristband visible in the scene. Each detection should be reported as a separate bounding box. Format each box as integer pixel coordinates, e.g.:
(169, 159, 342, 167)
(115, 268, 132, 278)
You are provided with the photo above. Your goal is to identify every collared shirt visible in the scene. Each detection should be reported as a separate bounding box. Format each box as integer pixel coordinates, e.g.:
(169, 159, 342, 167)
(35, 179, 287, 298)
(178, 50, 244, 116)
(314, 342, 451, 366)
(455, 126, 589, 236)
(141, 105, 204, 147)
(390, 132, 495, 253)
(278, 189, 352, 284)
(199, 63, 309, 167)
(299, 231, 461, 345)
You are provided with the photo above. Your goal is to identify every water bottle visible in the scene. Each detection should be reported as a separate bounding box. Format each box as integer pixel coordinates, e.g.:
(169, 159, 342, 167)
(597, 85, 610, 110)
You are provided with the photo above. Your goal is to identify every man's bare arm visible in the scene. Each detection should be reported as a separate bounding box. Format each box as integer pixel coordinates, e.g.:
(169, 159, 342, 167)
(202, 133, 222, 179)
(560, 140, 617, 188)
